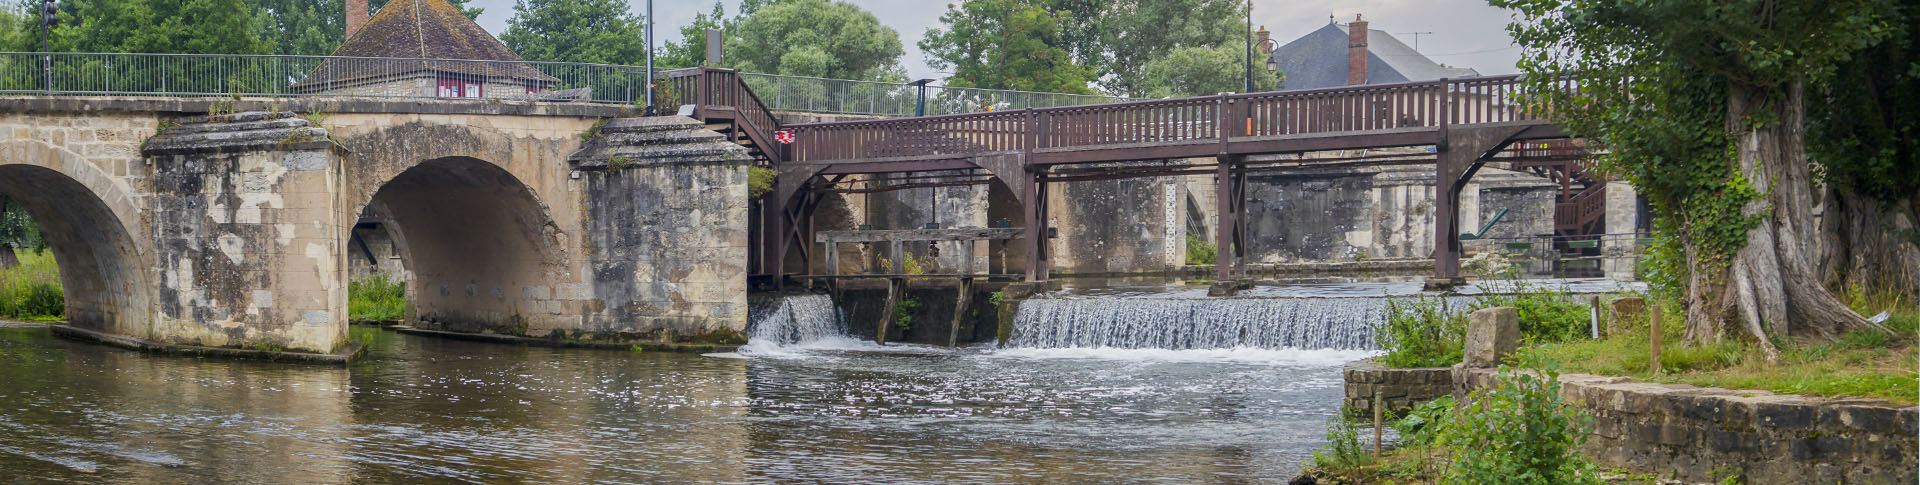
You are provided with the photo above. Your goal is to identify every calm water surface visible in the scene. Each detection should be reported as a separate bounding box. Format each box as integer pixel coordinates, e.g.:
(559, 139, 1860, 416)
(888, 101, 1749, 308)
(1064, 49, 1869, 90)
(0, 324, 1363, 483)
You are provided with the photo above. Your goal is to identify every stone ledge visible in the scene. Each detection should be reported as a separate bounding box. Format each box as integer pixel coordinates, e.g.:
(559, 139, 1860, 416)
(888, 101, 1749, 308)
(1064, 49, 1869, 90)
(0, 96, 634, 118)
(1342, 358, 1453, 416)
(1452, 366, 1918, 484)
(390, 326, 740, 353)
(48, 323, 362, 365)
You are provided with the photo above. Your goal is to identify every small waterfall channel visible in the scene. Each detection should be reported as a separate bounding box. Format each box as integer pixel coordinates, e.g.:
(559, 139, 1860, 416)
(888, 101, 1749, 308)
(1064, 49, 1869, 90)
(747, 294, 849, 346)
(1009, 295, 1476, 351)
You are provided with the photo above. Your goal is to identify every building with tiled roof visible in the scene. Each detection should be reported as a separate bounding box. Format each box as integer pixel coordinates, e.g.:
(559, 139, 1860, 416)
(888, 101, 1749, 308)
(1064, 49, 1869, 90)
(1265, 15, 1479, 90)
(289, 0, 560, 98)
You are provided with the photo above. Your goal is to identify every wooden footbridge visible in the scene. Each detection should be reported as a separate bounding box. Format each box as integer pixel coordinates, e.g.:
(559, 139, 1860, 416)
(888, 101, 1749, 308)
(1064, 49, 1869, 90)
(661, 68, 1589, 285)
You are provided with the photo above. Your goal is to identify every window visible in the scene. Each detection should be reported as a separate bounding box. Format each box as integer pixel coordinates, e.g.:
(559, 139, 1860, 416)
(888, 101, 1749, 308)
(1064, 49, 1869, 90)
(436, 77, 483, 98)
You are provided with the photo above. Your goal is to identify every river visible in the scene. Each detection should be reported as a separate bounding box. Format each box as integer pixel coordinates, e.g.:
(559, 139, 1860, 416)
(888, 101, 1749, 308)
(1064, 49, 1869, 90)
(0, 320, 1367, 483)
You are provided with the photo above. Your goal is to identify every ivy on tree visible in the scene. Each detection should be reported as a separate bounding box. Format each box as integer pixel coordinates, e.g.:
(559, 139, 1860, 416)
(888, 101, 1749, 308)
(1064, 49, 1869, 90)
(1493, 0, 1901, 357)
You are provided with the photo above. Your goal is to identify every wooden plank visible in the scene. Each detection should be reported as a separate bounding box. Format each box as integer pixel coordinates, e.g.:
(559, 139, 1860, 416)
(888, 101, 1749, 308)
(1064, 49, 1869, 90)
(948, 278, 974, 348)
(876, 278, 905, 345)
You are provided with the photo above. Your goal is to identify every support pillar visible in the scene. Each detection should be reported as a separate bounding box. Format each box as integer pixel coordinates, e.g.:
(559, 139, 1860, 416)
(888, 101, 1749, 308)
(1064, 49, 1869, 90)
(1215, 158, 1238, 281)
(948, 277, 974, 347)
(1022, 171, 1049, 282)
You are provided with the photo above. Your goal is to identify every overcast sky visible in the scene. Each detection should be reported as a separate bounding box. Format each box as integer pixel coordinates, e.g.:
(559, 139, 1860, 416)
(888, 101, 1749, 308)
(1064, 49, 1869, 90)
(466, 0, 1524, 83)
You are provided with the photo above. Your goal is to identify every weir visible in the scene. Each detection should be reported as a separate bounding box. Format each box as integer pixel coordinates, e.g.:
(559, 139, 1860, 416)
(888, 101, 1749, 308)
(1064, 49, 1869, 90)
(746, 294, 848, 346)
(1008, 295, 1475, 350)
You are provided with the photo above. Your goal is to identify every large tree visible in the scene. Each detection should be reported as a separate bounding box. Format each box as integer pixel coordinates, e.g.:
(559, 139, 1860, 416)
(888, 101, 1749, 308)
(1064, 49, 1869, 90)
(1808, 0, 1920, 300)
(660, 1, 727, 69)
(724, 0, 904, 80)
(255, 0, 343, 56)
(921, 0, 1096, 93)
(54, 0, 269, 54)
(370, 0, 481, 19)
(498, 0, 648, 65)
(1139, 43, 1279, 97)
(0, 198, 44, 269)
(1493, 0, 1899, 357)
(1094, 0, 1245, 97)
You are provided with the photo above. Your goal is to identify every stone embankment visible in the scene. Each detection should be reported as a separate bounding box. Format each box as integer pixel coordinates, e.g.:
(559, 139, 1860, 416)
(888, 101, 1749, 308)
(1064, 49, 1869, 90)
(1341, 359, 1451, 416)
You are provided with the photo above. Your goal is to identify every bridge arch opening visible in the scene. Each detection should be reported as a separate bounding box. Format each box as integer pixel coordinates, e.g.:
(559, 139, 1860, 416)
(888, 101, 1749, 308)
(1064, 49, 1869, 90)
(0, 164, 151, 335)
(355, 157, 570, 335)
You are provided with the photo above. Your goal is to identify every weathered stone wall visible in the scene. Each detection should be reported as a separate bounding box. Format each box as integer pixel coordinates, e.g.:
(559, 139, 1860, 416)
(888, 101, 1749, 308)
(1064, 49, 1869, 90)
(1244, 162, 1557, 266)
(570, 117, 753, 340)
(1342, 359, 1453, 416)
(143, 114, 346, 352)
(1452, 367, 1918, 484)
(1047, 161, 1190, 274)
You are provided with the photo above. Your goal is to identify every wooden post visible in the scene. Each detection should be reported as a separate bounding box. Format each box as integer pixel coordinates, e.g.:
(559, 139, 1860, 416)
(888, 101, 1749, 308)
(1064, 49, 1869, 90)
(1372, 392, 1384, 457)
(1590, 295, 1602, 338)
(1215, 159, 1235, 281)
(877, 277, 906, 346)
(1649, 301, 1662, 374)
(948, 277, 974, 348)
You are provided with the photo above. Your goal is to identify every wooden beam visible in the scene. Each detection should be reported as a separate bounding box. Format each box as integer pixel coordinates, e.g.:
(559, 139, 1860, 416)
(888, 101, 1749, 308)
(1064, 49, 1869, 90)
(817, 228, 1024, 244)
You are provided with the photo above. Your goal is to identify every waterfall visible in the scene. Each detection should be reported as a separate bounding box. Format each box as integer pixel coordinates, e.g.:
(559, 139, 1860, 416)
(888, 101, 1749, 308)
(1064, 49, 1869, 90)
(1009, 296, 1473, 351)
(747, 294, 848, 346)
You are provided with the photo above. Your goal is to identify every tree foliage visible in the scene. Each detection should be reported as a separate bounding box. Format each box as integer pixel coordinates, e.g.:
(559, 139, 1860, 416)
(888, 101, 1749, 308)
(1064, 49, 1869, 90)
(921, 0, 1097, 93)
(499, 0, 649, 65)
(370, 0, 481, 19)
(255, 0, 345, 56)
(1493, 0, 1899, 352)
(724, 0, 904, 81)
(1139, 44, 1278, 97)
(1094, 0, 1248, 97)
(659, 1, 728, 69)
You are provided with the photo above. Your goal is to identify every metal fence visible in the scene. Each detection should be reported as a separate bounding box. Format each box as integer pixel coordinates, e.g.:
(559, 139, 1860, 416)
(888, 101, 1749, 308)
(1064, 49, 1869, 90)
(736, 72, 1131, 116)
(0, 52, 1129, 116)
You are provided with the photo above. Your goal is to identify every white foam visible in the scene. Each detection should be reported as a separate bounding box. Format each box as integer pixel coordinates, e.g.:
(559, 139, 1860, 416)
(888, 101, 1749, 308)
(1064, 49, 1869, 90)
(981, 346, 1379, 366)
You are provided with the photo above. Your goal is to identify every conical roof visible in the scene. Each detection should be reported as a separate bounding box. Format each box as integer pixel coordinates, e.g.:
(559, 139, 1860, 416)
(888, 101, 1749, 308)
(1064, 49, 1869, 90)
(291, 0, 559, 92)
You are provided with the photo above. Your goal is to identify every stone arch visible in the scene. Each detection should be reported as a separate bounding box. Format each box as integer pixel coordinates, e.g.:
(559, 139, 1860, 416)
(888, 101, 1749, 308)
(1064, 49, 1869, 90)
(771, 155, 1033, 276)
(350, 156, 576, 335)
(0, 148, 153, 338)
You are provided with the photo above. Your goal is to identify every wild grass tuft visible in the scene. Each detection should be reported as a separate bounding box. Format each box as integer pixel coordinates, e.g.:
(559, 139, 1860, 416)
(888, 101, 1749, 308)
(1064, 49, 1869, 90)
(0, 249, 64, 321)
(348, 273, 407, 322)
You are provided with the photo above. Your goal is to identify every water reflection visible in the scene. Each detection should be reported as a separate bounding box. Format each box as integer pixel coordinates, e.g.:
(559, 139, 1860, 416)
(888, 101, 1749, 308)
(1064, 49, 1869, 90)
(1, 323, 1350, 482)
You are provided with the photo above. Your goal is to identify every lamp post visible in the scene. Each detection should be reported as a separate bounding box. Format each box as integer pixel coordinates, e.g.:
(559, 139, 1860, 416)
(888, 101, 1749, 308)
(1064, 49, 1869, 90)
(644, 0, 656, 115)
(909, 79, 935, 117)
(1243, 0, 1253, 93)
(41, 0, 55, 93)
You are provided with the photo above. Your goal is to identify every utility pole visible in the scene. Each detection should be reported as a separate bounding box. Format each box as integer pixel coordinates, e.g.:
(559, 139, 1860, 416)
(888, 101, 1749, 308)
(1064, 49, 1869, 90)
(1397, 31, 1435, 51)
(644, 0, 656, 115)
(41, 0, 56, 93)
(1243, 0, 1253, 93)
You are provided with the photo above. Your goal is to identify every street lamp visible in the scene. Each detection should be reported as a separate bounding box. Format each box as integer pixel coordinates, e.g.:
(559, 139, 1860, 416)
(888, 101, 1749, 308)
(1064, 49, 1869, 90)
(909, 79, 935, 117)
(1243, 0, 1253, 93)
(41, 0, 55, 93)
(644, 0, 656, 115)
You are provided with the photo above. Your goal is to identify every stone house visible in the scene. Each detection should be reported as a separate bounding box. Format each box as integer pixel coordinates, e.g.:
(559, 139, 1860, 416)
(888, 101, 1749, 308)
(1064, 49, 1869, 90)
(289, 0, 559, 98)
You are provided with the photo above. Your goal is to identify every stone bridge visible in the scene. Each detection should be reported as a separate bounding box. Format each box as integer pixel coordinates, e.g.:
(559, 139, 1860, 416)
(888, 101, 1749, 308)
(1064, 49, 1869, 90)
(0, 97, 753, 354)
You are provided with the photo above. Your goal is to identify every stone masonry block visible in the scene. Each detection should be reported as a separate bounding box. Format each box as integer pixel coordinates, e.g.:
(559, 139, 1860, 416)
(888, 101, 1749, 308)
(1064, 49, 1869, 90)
(1463, 306, 1518, 368)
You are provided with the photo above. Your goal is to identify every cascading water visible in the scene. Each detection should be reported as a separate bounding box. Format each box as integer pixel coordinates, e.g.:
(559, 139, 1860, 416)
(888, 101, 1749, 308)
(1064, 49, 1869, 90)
(1009, 296, 1475, 351)
(746, 294, 849, 346)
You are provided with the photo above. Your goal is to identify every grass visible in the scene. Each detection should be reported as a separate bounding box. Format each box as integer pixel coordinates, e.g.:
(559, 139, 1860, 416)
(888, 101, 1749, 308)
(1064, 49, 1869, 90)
(1185, 234, 1217, 265)
(0, 249, 64, 321)
(1527, 289, 1919, 405)
(348, 273, 407, 323)
(1375, 287, 1592, 369)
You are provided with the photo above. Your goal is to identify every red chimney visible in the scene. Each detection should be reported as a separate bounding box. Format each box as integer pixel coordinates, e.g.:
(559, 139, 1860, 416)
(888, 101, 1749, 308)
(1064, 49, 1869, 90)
(346, 0, 369, 38)
(1256, 26, 1273, 55)
(1347, 14, 1369, 85)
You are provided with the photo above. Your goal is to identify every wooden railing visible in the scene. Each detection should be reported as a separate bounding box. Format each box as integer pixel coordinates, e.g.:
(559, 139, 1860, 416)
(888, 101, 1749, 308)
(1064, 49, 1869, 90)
(662, 67, 789, 163)
(678, 74, 1564, 166)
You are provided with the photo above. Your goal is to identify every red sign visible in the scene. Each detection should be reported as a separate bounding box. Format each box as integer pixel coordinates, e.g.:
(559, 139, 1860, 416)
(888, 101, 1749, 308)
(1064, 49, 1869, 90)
(774, 130, 795, 144)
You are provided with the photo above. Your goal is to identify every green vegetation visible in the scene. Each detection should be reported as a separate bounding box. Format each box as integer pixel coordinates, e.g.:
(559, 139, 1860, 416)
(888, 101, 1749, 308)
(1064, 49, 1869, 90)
(1493, 0, 1913, 350)
(607, 156, 636, 171)
(1305, 369, 1603, 484)
(892, 295, 920, 331)
(499, 0, 650, 66)
(1183, 234, 1216, 266)
(1375, 297, 1467, 368)
(0, 250, 64, 322)
(1528, 293, 1919, 405)
(748, 166, 777, 199)
(1375, 289, 1591, 368)
(347, 273, 407, 323)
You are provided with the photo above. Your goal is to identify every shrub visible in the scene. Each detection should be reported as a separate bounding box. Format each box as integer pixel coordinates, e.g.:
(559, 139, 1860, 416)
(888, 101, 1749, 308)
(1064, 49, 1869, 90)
(0, 250, 63, 321)
(348, 273, 407, 322)
(1376, 296, 1468, 368)
(1438, 366, 1601, 484)
(748, 166, 777, 198)
(1311, 405, 1373, 473)
(1184, 234, 1217, 265)
(1476, 289, 1593, 344)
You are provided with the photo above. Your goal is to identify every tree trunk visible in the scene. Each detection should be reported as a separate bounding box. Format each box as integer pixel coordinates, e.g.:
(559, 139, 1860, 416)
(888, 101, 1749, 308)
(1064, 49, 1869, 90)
(1687, 81, 1880, 360)
(1820, 189, 1920, 301)
(0, 245, 16, 270)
